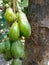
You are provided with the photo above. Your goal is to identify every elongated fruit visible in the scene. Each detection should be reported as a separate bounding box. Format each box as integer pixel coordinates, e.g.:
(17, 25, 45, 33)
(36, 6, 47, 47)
(11, 59, 22, 65)
(16, 11, 31, 37)
(4, 53, 12, 61)
(5, 40, 11, 53)
(4, 40, 12, 61)
(9, 22, 20, 41)
(11, 39, 25, 59)
(5, 7, 16, 23)
(0, 42, 5, 54)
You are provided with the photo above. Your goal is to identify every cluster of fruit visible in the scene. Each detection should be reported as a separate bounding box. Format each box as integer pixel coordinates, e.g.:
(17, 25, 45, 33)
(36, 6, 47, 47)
(0, 0, 31, 65)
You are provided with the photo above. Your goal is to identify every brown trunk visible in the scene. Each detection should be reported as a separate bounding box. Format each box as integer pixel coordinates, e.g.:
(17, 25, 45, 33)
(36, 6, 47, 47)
(23, 0, 49, 65)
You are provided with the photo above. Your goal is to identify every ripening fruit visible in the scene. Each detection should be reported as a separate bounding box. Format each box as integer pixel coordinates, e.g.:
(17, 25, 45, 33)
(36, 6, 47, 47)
(11, 59, 22, 65)
(5, 7, 16, 23)
(9, 22, 20, 41)
(16, 11, 31, 37)
(11, 39, 25, 59)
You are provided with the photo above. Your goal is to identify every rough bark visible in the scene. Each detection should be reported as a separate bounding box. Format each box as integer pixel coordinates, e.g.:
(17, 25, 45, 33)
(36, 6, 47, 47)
(23, 0, 49, 65)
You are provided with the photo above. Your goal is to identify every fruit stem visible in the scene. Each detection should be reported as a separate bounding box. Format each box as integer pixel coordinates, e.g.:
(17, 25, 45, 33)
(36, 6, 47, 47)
(13, 0, 16, 13)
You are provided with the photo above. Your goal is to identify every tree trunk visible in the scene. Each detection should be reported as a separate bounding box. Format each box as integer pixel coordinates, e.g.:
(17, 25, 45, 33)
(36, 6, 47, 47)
(23, 0, 49, 65)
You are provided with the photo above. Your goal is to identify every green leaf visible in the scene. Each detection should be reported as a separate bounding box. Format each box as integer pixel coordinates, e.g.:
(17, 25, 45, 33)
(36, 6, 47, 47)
(21, 0, 29, 7)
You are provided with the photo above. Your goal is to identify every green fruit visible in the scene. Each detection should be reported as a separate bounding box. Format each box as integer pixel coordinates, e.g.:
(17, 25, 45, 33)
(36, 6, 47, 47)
(3, 0, 9, 3)
(5, 7, 16, 23)
(9, 22, 20, 41)
(4, 40, 12, 61)
(11, 59, 22, 65)
(11, 40, 25, 59)
(16, 11, 31, 37)
(4, 53, 12, 61)
(5, 40, 11, 53)
(0, 42, 5, 54)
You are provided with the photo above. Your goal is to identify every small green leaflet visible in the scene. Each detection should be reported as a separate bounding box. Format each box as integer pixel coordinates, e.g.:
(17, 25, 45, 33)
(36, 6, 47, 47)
(21, 0, 29, 7)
